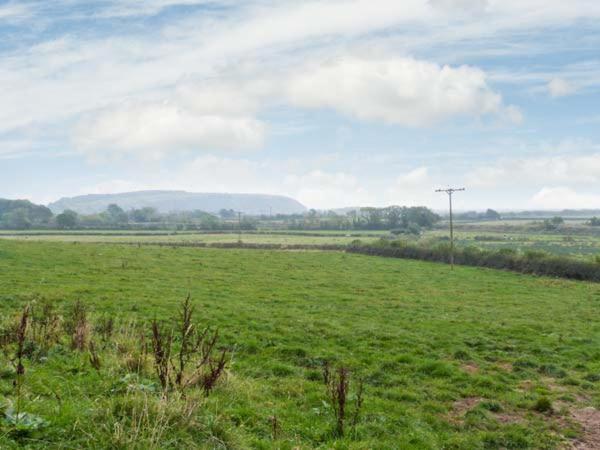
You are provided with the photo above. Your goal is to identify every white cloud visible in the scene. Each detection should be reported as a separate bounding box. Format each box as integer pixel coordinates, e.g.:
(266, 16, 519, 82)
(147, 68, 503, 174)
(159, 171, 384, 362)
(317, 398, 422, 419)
(467, 153, 600, 188)
(284, 170, 369, 208)
(396, 167, 430, 187)
(72, 101, 265, 160)
(386, 167, 440, 206)
(0, 2, 30, 21)
(547, 78, 576, 97)
(288, 56, 519, 126)
(429, 0, 488, 14)
(531, 187, 600, 209)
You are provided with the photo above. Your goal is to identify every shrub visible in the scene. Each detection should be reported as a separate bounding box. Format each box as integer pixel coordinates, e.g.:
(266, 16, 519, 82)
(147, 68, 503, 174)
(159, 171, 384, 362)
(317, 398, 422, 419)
(532, 397, 553, 413)
(346, 240, 600, 282)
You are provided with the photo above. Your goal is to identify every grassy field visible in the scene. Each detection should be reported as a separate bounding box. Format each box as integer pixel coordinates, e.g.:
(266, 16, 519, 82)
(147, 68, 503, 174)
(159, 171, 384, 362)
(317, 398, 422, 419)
(0, 240, 599, 448)
(425, 229, 600, 261)
(0, 230, 386, 246)
(0, 232, 361, 246)
(2, 227, 599, 261)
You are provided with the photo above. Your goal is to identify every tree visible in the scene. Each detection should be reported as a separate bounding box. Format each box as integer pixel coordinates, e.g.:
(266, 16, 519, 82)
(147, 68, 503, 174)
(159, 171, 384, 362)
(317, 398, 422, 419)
(589, 217, 600, 226)
(385, 206, 403, 228)
(484, 209, 501, 220)
(130, 207, 159, 223)
(0, 208, 31, 229)
(56, 210, 78, 229)
(219, 209, 236, 219)
(360, 207, 384, 229)
(543, 216, 564, 231)
(106, 204, 128, 224)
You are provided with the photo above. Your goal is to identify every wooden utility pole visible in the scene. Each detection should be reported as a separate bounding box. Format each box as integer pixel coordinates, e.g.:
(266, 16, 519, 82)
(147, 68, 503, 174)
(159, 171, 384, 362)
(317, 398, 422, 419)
(237, 212, 242, 243)
(435, 187, 465, 269)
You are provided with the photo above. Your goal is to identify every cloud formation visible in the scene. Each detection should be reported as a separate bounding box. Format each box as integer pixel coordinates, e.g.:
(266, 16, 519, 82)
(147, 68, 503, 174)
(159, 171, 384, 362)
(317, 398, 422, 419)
(288, 57, 519, 126)
(73, 102, 265, 160)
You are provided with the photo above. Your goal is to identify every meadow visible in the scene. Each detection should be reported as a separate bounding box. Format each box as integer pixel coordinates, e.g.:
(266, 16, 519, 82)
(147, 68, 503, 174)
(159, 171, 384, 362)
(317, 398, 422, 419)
(0, 230, 382, 246)
(0, 240, 599, 448)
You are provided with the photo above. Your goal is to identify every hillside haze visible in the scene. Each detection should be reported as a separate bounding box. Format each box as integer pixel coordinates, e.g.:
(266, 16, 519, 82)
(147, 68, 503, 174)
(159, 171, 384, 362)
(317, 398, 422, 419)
(48, 191, 306, 215)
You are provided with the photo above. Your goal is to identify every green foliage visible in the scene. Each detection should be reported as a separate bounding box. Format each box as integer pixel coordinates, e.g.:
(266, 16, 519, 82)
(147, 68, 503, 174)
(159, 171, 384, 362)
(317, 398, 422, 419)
(532, 397, 553, 413)
(589, 217, 600, 226)
(2, 405, 49, 435)
(348, 239, 600, 282)
(0, 199, 52, 229)
(543, 216, 565, 231)
(55, 209, 78, 229)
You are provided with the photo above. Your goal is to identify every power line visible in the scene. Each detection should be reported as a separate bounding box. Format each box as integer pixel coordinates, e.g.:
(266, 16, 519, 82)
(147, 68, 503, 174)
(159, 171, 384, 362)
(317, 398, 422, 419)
(435, 187, 465, 270)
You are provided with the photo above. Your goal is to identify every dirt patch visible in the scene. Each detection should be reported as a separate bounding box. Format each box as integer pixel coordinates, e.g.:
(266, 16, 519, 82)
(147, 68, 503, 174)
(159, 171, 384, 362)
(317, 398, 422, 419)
(461, 363, 479, 374)
(453, 397, 482, 415)
(494, 412, 523, 424)
(496, 362, 513, 372)
(569, 407, 600, 449)
(445, 397, 483, 425)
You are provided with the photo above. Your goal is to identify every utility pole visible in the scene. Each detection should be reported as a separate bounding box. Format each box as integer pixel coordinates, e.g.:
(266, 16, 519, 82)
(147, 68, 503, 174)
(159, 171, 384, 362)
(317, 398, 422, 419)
(435, 187, 465, 269)
(237, 211, 242, 243)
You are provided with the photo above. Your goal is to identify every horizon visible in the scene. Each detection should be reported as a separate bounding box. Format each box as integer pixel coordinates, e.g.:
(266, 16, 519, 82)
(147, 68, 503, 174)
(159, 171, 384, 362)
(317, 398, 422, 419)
(2, 1, 600, 210)
(6, 189, 600, 214)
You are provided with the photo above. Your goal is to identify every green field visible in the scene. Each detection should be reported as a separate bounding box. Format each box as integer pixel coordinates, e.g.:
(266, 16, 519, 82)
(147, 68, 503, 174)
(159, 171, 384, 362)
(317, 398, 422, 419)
(425, 229, 600, 261)
(0, 230, 383, 246)
(0, 241, 599, 448)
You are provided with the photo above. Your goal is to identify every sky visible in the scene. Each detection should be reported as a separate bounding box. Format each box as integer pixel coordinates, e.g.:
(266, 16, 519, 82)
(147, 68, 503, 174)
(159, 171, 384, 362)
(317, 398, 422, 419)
(1, 0, 600, 211)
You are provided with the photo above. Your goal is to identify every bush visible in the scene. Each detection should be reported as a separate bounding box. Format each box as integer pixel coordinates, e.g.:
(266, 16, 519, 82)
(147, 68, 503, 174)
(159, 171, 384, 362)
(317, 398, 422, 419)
(346, 240, 600, 282)
(532, 397, 553, 413)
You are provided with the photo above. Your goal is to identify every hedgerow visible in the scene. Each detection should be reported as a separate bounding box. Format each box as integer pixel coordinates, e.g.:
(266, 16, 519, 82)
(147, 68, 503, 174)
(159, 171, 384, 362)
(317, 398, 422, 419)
(347, 240, 600, 282)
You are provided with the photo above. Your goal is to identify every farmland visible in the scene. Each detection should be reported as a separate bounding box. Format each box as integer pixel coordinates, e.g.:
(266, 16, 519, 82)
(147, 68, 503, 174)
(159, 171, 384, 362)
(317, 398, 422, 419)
(0, 240, 599, 448)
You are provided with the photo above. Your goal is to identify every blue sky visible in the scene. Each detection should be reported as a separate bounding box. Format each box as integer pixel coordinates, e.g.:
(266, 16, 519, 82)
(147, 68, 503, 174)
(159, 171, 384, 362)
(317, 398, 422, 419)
(1, 0, 600, 210)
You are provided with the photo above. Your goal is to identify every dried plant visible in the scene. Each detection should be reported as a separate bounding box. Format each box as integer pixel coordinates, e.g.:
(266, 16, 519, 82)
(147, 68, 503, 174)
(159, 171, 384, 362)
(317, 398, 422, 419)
(89, 341, 101, 371)
(11, 304, 31, 424)
(151, 319, 173, 391)
(270, 415, 280, 440)
(13, 305, 30, 377)
(30, 300, 62, 351)
(323, 363, 364, 438)
(149, 296, 229, 395)
(68, 300, 90, 351)
(96, 316, 114, 344)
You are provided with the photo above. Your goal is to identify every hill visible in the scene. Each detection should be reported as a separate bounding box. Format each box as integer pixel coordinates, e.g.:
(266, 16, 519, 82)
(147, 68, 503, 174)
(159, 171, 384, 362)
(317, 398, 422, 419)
(48, 190, 306, 215)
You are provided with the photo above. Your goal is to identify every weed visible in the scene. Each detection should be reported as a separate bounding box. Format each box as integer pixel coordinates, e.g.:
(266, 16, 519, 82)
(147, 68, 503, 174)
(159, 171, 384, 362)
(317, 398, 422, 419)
(532, 397, 553, 413)
(323, 364, 364, 438)
(67, 300, 89, 351)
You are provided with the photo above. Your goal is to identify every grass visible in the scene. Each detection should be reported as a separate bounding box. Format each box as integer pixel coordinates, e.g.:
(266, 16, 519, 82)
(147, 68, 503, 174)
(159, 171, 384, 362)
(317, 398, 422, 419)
(0, 231, 369, 245)
(0, 240, 599, 448)
(426, 229, 600, 260)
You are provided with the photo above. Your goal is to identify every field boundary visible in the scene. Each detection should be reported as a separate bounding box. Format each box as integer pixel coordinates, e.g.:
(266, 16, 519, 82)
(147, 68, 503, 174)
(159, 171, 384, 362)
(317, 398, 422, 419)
(347, 242, 600, 282)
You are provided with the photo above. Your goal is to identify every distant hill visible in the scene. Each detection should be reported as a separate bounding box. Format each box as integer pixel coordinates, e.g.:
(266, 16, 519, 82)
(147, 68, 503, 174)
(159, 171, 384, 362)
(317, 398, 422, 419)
(48, 191, 307, 215)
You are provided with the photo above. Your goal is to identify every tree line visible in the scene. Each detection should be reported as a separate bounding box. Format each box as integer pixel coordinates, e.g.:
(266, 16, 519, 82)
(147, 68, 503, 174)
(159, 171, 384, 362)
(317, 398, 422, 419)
(0, 199, 441, 232)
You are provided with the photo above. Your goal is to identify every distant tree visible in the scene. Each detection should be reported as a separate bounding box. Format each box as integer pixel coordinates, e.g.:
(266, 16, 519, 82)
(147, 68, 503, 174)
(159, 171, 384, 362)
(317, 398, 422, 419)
(56, 210, 78, 229)
(106, 204, 128, 224)
(0, 208, 32, 229)
(589, 217, 600, 226)
(543, 216, 564, 231)
(484, 209, 501, 220)
(403, 206, 440, 228)
(218, 209, 237, 219)
(0, 199, 52, 227)
(130, 207, 159, 223)
(385, 206, 403, 228)
(360, 207, 384, 229)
